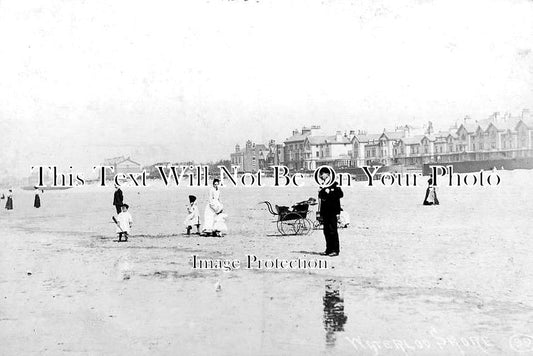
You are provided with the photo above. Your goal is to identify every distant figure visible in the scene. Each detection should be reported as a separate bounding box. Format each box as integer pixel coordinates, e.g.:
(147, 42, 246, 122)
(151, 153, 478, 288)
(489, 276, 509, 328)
(423, 179, 440, 206)
(338, 209, 350, 228)
(184, 195, 200, 235)
(213, 211, 228, 237)
(318, 167, 343, 257)
(5, 189, 13, 210)
(113, 184, 123, 214)
(115, 204, 133, 242)
(34, 187, 41, 208)
(202, 178, 222, 236)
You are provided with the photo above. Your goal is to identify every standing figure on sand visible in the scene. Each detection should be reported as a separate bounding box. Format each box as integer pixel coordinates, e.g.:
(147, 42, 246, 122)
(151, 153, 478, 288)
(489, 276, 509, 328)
(318, 168, 343, 257)
(34, 187, 41, 208)
(184, 195, 201, 235)
(423, 179, 440, 206)
(202, 178, 226, 237)
(5, 189, 13, 210)
(113, 185, 124, 214)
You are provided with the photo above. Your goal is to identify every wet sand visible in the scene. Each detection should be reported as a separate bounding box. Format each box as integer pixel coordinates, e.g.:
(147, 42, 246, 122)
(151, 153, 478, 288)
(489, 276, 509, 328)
(1, 172, 533, 355)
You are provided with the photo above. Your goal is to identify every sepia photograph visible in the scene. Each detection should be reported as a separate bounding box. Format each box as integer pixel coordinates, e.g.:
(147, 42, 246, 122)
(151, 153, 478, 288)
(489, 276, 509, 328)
(1, 0, 533, 355)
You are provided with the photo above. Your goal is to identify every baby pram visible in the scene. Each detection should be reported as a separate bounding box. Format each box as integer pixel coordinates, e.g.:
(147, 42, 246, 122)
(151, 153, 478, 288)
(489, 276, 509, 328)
(261, 198, 317, 236)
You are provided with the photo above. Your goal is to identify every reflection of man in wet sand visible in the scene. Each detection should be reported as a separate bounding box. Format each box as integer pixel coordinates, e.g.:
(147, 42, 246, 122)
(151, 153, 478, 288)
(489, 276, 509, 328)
(323, 279, 347, 347)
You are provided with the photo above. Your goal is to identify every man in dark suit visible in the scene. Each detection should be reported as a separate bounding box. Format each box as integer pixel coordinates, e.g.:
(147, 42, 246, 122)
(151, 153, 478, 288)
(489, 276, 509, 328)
(318, 167, 343, 256)
(113, 185, 123, 214)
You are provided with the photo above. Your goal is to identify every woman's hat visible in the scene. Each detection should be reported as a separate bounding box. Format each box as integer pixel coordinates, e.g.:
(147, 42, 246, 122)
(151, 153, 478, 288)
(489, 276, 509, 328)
(189, 195, 196, 203)
(122, 203, 129, 209)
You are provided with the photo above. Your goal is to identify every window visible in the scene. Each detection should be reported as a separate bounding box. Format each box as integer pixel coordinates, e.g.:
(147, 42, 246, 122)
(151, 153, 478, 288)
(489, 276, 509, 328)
(316, 152, 319, 158)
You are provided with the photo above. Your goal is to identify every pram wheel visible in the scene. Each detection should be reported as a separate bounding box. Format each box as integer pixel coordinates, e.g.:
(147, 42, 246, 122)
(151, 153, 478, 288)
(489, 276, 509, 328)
(277, 213, 312, 236)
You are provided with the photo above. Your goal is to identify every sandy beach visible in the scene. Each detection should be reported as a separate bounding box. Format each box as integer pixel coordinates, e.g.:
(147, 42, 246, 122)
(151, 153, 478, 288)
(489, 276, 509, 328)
(1, 171, 533, 355)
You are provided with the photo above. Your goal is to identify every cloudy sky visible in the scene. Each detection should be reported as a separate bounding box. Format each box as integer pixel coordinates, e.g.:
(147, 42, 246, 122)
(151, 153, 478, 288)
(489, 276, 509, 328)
(1, 0, 532, 176)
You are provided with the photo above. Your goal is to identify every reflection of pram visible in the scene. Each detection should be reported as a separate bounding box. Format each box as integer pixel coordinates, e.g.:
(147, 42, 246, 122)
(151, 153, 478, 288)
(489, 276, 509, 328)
(261, 198, 317, 236)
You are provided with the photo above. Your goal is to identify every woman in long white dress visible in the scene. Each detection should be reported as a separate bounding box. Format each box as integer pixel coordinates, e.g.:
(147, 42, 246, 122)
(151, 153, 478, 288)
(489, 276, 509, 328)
(202, 179, 222, 236)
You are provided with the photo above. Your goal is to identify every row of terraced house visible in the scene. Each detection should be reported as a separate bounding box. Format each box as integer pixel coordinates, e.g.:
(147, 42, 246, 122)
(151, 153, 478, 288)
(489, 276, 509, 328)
(230, 110, 533, 172)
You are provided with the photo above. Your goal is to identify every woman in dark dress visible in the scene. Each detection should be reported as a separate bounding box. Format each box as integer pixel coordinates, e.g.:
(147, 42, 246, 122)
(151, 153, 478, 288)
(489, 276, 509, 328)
(423, 179, 439, 206)
(5, 189, 13, 210)
(34, 187, 41, 208)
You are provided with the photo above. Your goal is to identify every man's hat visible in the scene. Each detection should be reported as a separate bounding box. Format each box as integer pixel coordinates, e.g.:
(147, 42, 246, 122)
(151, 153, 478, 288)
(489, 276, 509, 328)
(122, 203, 129, 209)
(189, 195, 196, 203)
(318, 166, 332, 176)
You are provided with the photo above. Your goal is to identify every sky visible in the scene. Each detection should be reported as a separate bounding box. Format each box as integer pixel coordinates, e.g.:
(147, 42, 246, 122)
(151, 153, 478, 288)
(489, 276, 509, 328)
(1, 0, 532, 177)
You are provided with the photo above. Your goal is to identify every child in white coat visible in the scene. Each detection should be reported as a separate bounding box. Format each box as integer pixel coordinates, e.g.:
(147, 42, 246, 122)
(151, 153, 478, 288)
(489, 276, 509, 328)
(115, 204, 133, 242)
(184, 195, 200, 235)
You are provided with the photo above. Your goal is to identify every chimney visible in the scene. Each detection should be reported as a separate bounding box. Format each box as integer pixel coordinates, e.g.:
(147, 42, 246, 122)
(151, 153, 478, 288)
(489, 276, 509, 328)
(302, 125, 320, 136)
(292, 129, 299, 136)
(335, 131, 342, 141)
(426, 121, 434, 135)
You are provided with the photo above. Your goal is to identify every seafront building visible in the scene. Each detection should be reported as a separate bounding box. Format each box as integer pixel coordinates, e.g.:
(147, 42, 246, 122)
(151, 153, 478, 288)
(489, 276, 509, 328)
(283, 126, 322, 170)
(102, 156, 141, 175)
(230, 140, 270, 173)
(230, 109, 533, 172)
(302, 131, 353, 170)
